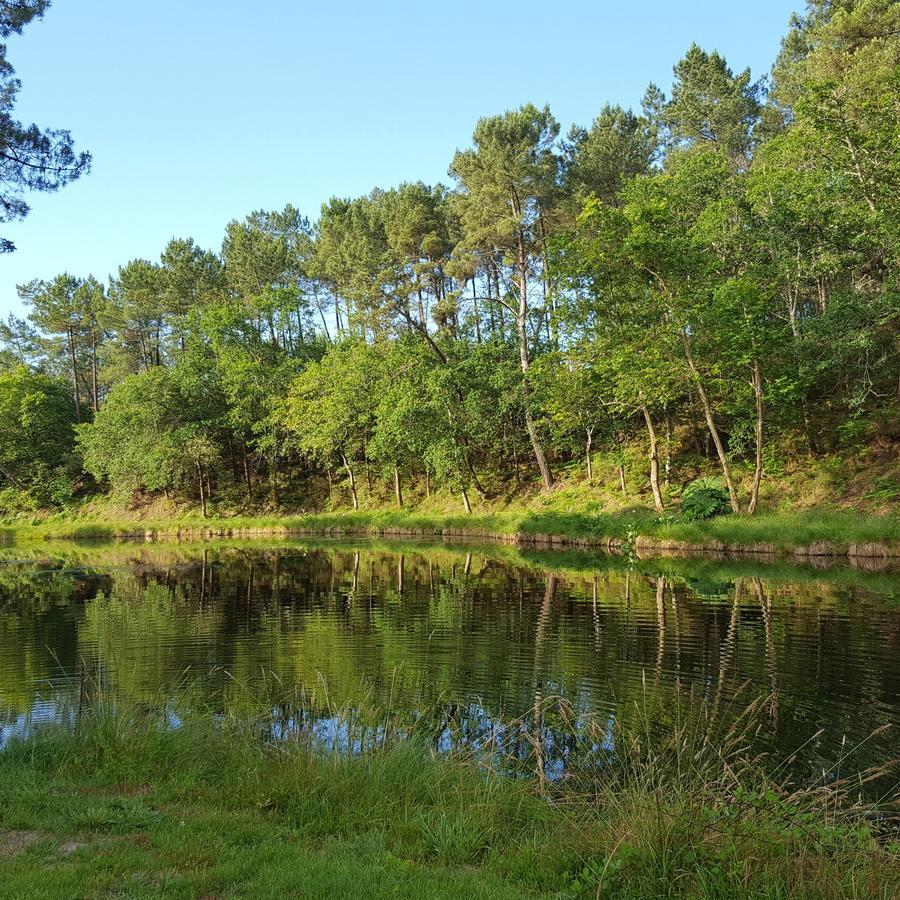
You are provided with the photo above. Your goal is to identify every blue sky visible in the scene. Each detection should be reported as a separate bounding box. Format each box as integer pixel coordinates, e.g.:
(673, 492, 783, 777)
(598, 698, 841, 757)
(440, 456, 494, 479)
(0, 0, 799, 317)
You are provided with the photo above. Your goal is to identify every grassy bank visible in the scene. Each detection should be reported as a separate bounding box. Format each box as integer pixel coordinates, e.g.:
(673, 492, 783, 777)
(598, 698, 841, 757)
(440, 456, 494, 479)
(1, 691, 897, 899)
(2, 503, 898, 560)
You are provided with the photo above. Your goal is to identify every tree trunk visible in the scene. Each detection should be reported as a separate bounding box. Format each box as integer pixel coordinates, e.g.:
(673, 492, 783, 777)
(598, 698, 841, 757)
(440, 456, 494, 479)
(393, 465, 403, 509)
(340, 451, 359, 510)
(618, 464, 627, 497)
(196, 459, 207, 518)
(242, 447, 254, 502)
(67, 327, 82, 424)
(461, 485, 472, 515)
(471, 277, 481, 343)
(227, 433, 238, 479)
(334, 294, 343, 336)
(90, 329, 99, 413)
(641, 404, 665, 513)
(485, 265, 497, 337)
(585, 428, 593, 485)
(748, 359, 764, 515)
(664, 405, 672, 491)
(679, 328, 741, 514)
(495, 257, 507, 339)
(516, 231, 553, 490)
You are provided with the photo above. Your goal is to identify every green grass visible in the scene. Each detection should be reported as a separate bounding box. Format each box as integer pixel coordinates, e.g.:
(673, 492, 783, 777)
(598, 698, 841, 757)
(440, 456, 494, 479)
(1, 504, 897, 560)
(0, 689, 898, 898)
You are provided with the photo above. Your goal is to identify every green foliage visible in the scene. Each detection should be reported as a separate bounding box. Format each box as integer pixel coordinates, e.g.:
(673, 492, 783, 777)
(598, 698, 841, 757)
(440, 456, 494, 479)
(76, 367, 215, 497)
(680, 477, 732, 521)
(648, 42, 763, 164)
(0, 1, 90, 253)
(1, 4, 898, 518)
(0, 366, 75, 508)
(281, 339, 380, 467)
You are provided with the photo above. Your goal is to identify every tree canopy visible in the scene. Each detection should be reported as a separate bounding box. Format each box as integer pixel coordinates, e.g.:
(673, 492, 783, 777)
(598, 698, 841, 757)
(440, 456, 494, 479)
(2, 1, 897, 519)
(0, 0, 90, 251)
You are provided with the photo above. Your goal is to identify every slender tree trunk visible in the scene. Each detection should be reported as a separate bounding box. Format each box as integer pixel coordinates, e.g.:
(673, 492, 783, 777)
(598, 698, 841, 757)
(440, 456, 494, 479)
(538, 218, 557, 351)
(585, 427, 593, 485)
(413, 280, 425, 327)
(786, 287, 817, 454)
(340, 451, 359, 510)
(618, 464, 627, 497)
(334, 294, 343, 336)
(461, 485, 472, 515)
(641, 404, 665, 513)
(664, 405, 672, 491)
(67, 328, 82, 424)
(516, 232, 553, 490)
(90, 329, 99, 413)
(196, 459, 207, 518)
(313, 286, 331, 342)
(679, 328, 741, 514)
(227, 434, 238, 480)
(242, 447, 253, 502)
(748, 359, 764, 515)
(485, 265, 497, 337)
(393, 465, 403, 509)
(471, 278, 481, 343)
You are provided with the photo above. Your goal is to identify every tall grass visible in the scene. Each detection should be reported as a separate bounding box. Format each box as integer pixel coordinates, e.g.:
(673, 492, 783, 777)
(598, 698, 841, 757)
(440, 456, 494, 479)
(1, 676, 897, 898)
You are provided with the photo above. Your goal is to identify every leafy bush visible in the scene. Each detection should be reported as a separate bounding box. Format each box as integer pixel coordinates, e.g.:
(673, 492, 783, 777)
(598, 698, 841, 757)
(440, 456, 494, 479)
(680, 477, 731, 521)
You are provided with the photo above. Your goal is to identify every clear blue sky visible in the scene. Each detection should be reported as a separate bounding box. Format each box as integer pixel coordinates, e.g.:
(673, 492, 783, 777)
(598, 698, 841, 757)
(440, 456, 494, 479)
(0, 0, 800, 317)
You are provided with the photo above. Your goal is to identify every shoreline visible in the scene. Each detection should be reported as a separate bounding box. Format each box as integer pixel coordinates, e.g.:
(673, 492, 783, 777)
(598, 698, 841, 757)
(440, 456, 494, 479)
(3, 509, 898, 565)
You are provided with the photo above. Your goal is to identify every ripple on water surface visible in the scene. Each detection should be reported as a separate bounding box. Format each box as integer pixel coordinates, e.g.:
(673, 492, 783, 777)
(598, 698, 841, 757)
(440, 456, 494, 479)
(0, 542, 897, 776)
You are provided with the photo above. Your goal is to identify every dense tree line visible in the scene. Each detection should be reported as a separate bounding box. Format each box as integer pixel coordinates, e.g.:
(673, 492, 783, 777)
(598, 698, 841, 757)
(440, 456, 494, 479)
(1, 0, 897, 515)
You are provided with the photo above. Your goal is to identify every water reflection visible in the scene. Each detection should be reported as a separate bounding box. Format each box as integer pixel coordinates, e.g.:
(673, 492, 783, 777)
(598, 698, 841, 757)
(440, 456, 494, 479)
(0, 541, 897, 779)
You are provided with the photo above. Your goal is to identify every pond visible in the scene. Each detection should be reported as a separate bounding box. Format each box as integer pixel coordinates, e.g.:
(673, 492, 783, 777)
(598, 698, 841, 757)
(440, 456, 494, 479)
(1, 539, 898, 781)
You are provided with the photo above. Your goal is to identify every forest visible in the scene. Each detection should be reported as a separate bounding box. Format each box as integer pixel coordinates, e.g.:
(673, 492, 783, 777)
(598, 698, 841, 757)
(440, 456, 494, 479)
(1, 0, 898, 523)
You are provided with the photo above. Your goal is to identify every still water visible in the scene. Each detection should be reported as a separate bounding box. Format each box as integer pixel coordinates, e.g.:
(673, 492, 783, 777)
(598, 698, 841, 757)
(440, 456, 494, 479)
(0, 540, 897, 777)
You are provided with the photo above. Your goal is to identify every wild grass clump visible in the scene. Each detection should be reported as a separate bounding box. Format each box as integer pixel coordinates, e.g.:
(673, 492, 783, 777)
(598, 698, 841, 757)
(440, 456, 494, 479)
(1, 678, 897, 898)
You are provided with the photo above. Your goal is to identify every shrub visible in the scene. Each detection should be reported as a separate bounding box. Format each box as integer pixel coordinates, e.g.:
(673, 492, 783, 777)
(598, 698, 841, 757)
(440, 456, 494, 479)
(680, 477, 731, 521)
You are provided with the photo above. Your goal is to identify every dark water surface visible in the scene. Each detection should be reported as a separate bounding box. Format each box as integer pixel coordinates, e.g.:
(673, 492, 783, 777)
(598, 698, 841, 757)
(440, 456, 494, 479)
(1, 540, 898, 778)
